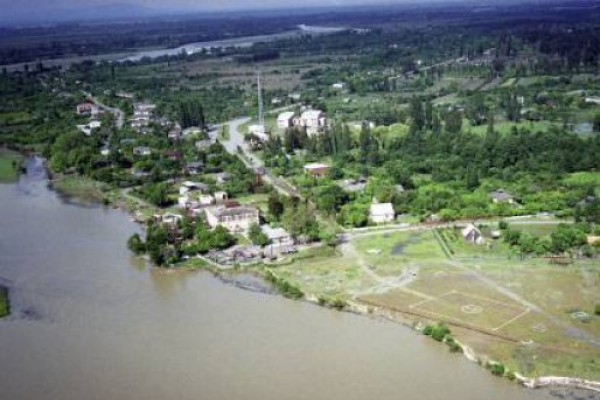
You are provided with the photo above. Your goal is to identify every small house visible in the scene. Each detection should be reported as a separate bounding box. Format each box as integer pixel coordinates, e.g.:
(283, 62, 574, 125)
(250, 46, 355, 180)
(462, 224, 485, 245)
(133, 146, 151, 156)
(369, 201, 395, 224)
(261, 225, 294, 247)
(185, 161, 204, 175)
(489, 189, 515, 204)
(304, 163, 330, 178)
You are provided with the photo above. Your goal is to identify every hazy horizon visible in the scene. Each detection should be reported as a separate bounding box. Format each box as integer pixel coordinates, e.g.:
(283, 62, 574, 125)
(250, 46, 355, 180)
(0, 0, 565, 26)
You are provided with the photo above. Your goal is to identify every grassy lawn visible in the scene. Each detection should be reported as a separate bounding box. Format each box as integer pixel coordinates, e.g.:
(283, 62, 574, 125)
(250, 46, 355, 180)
(0, 286, 9, 318)
(0, 149, 23, 183)
(354, 230, 446, 276)
(341, 227, 600, 380)
(273, 245, 375, 297)
(52, 175, 109, 203)
(176, 257, 210, 270)
(563, 171, 600, 188)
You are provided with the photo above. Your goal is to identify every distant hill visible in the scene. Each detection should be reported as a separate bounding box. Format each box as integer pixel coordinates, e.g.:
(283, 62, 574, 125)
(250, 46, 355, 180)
(0, 3, 161, 27)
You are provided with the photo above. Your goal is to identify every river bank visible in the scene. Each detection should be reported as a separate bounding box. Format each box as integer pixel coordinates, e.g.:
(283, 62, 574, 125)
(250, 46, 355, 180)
(21, 158, 600, 397)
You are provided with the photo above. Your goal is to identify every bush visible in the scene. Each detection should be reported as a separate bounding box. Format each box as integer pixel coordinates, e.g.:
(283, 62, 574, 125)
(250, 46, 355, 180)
(595, 304, 600, 316)
(264, 270, 304, 300)
(445, 336, 462, 353)
(487, 362, 505, 376)
(423, 322, 451, 342)
(506, 371, 516, 381)
(127, 233, 146, 255)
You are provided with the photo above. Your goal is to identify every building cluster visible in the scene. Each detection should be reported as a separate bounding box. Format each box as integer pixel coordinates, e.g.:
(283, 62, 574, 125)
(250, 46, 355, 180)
(75, 101, 104, 136)
(131, 102, 156, 133)
(277, 109, 328, 136)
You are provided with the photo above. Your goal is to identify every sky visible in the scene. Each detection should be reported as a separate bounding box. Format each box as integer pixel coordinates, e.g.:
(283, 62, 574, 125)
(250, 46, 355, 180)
(0, 0, 550, 25)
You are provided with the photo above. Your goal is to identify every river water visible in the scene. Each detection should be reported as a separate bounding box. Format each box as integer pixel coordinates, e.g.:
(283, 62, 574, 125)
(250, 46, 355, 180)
(0, 158, 556, 400)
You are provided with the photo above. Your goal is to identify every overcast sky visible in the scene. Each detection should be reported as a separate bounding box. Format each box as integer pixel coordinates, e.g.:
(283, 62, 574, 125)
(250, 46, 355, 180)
(2, 0, 401, 13)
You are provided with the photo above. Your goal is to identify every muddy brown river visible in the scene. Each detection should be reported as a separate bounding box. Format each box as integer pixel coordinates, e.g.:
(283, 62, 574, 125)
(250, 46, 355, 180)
(0, 158, 560, 400)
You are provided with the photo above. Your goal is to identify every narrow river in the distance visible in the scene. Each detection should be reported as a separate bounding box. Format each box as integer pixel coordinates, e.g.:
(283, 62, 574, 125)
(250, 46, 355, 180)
(0, 157, 562, 400)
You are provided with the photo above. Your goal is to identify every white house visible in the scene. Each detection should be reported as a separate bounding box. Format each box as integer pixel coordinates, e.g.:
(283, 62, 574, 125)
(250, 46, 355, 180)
(204, 205, 259, 234)
(77, 120, 102, 136)
(462, 224, 485, 245)
(332, 82, 347, 90)
(277, 111, 295, 128)
(248, 124, 269, 141)
(296, 110, 327, 136)
(369, 202, 395, 224)
(303, 163, 330, 178)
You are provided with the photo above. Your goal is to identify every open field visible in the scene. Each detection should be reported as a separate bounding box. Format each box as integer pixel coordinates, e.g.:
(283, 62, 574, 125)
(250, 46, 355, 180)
(277, 226, 600, 380)
(0, 149, 23, 182)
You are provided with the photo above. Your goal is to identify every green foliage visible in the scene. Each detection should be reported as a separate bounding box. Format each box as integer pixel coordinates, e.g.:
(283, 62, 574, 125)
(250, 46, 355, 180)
(264, 270, 304, 300)
(138, 182, 172, 207)
(127, 233, 146, 255)
(267, 192, 285, 220)
(423, 322, 451, 342)
(594, 304, 600, 316)
(281, 203, 320, 241)
(487, 362, 506, 377)
(249, 223, 270, 246)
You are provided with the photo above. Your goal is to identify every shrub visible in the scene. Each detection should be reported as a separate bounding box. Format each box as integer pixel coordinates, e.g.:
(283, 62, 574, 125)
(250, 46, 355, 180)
(595, 304, 600, 316)
(445, 336, 462, 353)
(487, 362, 505, 376)
(423, 322, 451, 341)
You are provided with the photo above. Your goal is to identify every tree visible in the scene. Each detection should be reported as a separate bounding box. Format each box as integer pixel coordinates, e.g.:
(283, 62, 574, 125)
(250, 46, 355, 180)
(211, 225, 236, 250)
(127, 233, 146, 255)
(249, 223, 270, 246)
(409, 97, 425, 131)
(267, 192, 285, 220)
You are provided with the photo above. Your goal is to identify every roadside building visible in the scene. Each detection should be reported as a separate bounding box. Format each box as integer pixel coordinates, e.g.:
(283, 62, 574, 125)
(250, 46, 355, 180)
(277, 111, 295, 128)
(369, 201, 395, 224)
(296, 109, 327, 136)
(248, 124, 269, 141)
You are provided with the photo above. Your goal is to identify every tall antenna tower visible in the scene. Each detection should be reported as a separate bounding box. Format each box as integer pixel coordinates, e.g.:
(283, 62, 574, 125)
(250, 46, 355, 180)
(257, 71, 264, 127)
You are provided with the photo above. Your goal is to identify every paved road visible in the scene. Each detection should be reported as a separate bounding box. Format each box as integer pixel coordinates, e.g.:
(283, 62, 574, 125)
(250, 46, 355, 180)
(212, 117, 301, 198)
(84, 92, 125, 129)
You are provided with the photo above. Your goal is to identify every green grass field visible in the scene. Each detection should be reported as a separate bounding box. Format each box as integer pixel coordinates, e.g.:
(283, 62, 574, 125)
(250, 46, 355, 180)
(52, 175, 109, 203)
(0, 150, 23, 183)
(328, 228, 600, 380)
